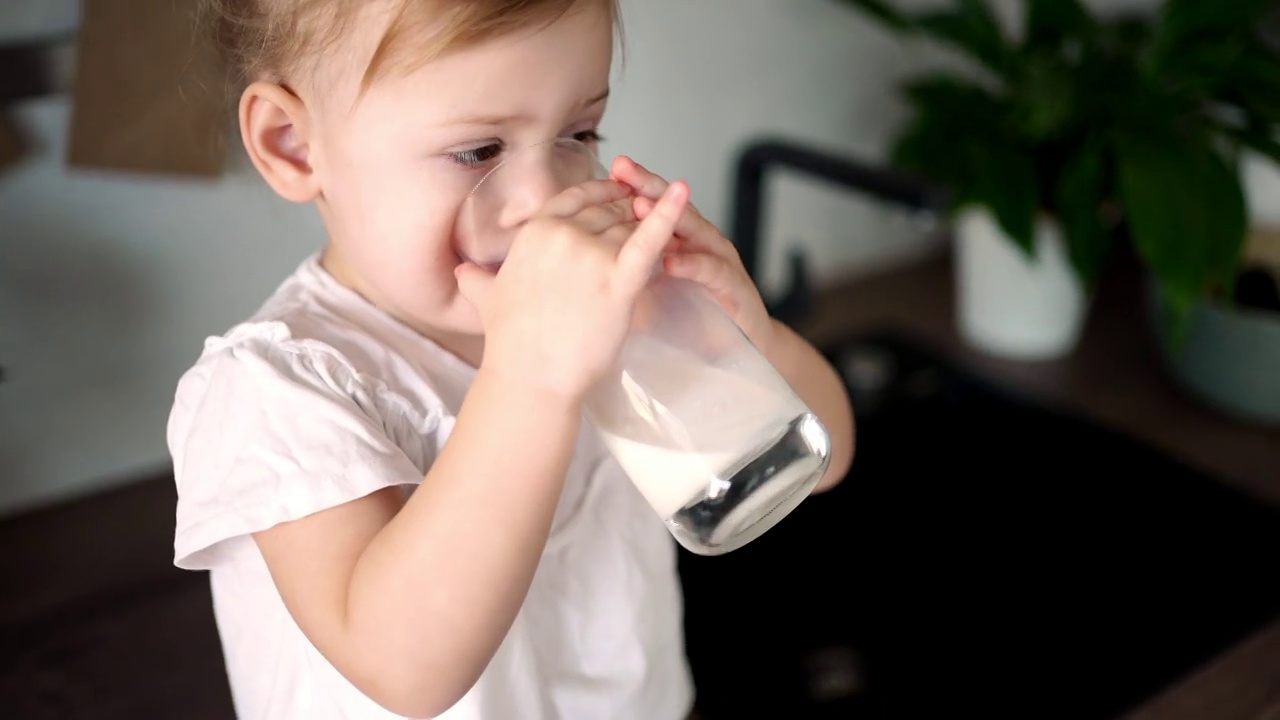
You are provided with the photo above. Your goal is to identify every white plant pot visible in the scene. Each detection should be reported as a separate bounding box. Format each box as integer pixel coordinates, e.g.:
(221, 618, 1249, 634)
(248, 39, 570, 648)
(955, 207, 1088, 360)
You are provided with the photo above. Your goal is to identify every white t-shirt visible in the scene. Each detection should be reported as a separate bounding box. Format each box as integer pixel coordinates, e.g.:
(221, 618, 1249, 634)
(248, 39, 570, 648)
(167, 254, 695, 720)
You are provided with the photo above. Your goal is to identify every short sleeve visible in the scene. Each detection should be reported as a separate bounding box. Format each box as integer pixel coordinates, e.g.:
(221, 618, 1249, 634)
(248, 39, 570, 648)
(167, 323, 442, 570)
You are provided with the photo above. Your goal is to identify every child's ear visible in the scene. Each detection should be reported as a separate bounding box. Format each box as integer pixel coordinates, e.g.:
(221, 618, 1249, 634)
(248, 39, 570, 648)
(239, 81, 320, 203)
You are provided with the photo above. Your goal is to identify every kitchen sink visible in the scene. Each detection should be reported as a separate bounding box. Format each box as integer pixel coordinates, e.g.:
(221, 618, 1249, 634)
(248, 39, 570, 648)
(678, 329, 1280, 719)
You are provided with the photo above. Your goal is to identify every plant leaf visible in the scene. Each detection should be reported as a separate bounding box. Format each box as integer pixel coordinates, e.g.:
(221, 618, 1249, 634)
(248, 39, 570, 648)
(1147, 0, 1276, 72)
(1055, 134, 1111, 289)
(901, 74, 1008, 128)
(1114, 127, 1248, 332)
(1219, 47, 1280, 120)
(890, 111, 975, 194)
(889, 74, 1019, 205)
(1219, 122, 1280, 166)
(916, 0, 1014, 80)
(965, 142, 1039, 255)
(887, 73, 1036, 251)
(1024, 0, 1094, 46)
(1011, 49, 1079, 141)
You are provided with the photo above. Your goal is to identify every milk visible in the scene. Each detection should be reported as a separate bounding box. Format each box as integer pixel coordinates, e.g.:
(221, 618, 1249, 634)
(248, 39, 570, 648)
(600, 431, 741, 519)
(590, 335, 804, 520)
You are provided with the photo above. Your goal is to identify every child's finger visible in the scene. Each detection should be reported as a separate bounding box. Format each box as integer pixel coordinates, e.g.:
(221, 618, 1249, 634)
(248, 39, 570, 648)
(611, 155, 669, 198)
(602, 220, 642, 246)
(634, 195, 731, 255)
(573, 197, 638, 234)
(540, 179, 631, 219)
(663, 250, 735, 295)
(454, 262, 497, 313)
(616, 181, 688, 293)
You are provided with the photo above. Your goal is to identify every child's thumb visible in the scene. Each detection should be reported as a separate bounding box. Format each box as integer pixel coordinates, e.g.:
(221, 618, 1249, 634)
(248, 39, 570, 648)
(455, 263, 495, 311)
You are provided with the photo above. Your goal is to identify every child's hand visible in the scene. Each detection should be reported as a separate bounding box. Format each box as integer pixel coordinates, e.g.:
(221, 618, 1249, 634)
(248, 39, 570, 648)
(456, 178, 689, 402)
(609, 156, 776, 354)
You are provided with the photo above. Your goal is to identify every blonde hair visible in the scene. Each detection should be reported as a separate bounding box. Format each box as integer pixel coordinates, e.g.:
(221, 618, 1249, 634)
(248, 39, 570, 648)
(201, 0, 622, 93)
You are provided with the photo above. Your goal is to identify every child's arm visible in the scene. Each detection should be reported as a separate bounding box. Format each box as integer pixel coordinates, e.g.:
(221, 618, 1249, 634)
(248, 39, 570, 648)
(760, 319, 855, 492)
(254, 367, 580, 717)
(249, 179, 689, 718)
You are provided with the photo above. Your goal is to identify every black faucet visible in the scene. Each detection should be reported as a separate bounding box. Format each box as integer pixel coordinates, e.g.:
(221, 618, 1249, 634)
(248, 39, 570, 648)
(727, 137, 951, 323)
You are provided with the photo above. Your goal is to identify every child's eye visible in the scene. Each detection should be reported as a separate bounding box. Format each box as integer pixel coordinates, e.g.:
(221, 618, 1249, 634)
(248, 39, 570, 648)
(448, 143, 503, 168)
(571, 129, 604, 145)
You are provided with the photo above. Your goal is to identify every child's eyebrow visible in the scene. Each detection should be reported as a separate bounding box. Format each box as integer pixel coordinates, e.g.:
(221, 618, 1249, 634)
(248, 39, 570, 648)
(443, 88, 610, 127)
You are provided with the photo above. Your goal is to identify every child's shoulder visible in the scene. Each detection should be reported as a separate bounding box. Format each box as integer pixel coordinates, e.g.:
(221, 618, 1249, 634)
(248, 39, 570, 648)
(173, 260, 375, 416)
(188, 254, 394, 379)
(166, 252, 460, 472)
(175, 253, 466, 422)
(167, 255, 453, 570)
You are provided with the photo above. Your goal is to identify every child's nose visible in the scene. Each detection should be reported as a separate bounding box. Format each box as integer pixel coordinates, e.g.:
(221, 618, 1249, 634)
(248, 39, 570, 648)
(498, 160, 568, 229)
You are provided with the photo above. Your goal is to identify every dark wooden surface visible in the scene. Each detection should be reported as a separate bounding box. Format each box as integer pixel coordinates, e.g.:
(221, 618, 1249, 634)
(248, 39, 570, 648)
(791, 248, 1280, 720)
(795, 250, 1280, 507)
(0, 476, 235, 719)
(1, 248, 1276, 719)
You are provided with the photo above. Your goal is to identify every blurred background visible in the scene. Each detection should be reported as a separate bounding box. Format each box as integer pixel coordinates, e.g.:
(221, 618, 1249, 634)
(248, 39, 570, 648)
(1, 1, 1279, 718)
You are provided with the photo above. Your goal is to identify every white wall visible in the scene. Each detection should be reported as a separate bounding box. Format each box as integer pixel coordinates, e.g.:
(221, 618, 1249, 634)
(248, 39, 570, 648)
(1, 0, 1276, 514)
(0, 100, 330, 514)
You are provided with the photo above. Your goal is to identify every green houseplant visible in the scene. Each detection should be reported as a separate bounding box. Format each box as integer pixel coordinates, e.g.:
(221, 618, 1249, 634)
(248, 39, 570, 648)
(836, 0, 1280, 350)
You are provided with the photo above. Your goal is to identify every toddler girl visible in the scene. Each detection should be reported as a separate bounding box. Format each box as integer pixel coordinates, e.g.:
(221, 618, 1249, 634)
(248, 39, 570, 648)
(169, 0, 855, 718)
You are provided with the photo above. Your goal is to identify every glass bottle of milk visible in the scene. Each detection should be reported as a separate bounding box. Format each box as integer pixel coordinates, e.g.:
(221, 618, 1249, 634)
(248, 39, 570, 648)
(461, 138, 831, 555)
